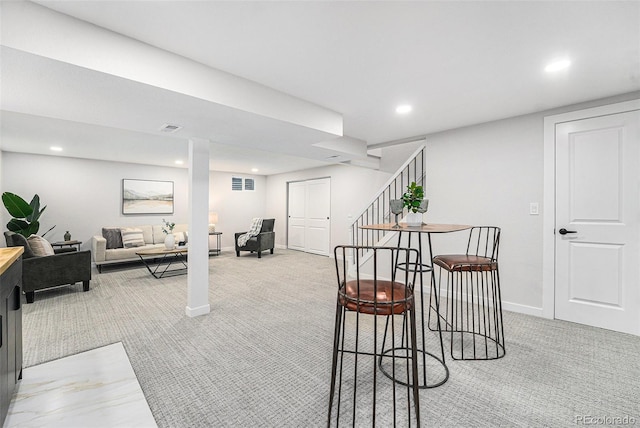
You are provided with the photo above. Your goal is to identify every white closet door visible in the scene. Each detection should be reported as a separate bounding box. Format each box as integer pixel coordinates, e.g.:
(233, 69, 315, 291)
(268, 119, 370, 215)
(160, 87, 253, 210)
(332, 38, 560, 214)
(305, 178, 330, 255)
(287, 181, 306, 252)
(287, 178, 331, 256)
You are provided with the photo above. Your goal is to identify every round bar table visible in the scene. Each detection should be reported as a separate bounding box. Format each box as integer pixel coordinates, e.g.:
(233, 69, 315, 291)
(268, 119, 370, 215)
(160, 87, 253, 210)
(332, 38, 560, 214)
(360, 222, 471, 388)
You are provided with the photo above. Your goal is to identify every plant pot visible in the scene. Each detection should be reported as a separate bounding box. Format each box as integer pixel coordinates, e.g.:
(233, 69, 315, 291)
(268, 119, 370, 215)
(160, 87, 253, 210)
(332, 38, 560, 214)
(164, 234, 175, 250)
(406, 212, 423, 227)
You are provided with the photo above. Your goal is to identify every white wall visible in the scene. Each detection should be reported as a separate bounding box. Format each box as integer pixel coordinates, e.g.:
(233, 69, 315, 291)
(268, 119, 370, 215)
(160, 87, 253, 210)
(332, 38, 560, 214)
(419, 91, 640, 314)
(1, 152, 382, 255)
(265, 164, 392, 251)
(378, 140, 426, 173)
(1, 153, 189, 249)
(3, 91, 638, 316)
(209, 170, 266, 249)
(0, 153, 267, 251)
(424, 114, 543, 311)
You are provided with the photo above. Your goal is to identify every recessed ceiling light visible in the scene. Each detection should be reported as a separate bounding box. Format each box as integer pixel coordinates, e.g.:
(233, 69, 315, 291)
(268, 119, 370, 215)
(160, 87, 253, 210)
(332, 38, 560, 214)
(545, 59, 571, 72)
(396, 105, 412, 114)
(50, 146, 63, 152)
(175, 160, 184, 165)
(251, 168, 259, 173)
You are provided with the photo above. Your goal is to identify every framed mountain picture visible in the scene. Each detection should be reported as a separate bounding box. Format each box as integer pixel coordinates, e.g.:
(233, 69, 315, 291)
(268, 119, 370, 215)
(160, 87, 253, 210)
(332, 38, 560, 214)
(122, 179, 174, 215)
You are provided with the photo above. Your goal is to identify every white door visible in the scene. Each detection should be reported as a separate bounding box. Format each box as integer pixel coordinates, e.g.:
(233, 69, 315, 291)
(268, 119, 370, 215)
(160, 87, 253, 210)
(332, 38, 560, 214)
(287, 178, 331, 256)
(287, 181, 306, 252)
(555, 110, 640, 335)
(305, 178, 331, 255)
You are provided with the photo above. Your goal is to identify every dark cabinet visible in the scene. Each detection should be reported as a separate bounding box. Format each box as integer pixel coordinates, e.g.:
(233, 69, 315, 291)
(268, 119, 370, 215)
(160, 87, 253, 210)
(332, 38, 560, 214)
(0, 255, 22, 426)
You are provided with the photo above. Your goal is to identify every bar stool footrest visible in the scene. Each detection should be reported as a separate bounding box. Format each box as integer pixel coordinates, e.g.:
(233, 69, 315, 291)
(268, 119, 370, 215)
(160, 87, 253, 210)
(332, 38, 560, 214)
(378, 347, 449, 389)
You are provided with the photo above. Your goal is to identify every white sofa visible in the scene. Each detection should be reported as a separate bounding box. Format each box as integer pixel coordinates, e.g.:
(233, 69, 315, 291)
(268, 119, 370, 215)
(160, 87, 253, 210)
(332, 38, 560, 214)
(91, 224, 188, 272)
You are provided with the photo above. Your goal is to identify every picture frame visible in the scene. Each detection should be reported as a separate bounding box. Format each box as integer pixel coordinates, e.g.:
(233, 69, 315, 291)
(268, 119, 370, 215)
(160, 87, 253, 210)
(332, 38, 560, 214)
(122, 179, 174, 215)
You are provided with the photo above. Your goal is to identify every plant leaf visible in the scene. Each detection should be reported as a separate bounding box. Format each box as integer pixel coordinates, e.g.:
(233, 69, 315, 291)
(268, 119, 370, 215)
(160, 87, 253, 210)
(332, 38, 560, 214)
(25, 221, 40, 236)
(41, 225, 56, 238)
(2, 192, 33, 219)
(402, 182, 424, 211)
(29, 204, 46, 223)
(26, 194, 41, 222)
(7, 219, 30, 236)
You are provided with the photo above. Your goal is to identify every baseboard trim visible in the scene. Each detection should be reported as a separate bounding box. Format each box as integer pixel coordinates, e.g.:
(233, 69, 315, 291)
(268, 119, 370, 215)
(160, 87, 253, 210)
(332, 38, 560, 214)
(185, 304, 210, 317)
(426, 286, 545, 318)
(502, 301, 544, 317)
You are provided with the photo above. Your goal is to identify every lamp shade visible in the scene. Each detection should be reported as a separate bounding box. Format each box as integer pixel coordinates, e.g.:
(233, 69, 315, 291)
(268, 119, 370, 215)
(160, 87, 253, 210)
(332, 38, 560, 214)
(208, 212, 218, 233)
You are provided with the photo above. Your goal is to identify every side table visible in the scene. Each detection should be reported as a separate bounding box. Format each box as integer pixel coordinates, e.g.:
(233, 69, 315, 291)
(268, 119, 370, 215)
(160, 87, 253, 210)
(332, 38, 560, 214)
(51, 240, 82, 251)
(209, 232, 222, 256)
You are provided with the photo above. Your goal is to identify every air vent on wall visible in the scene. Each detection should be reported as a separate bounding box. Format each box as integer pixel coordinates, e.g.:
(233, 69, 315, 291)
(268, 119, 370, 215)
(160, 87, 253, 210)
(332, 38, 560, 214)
(232, 177, 243, 191)
(244, 178, 255, 191)
(159, 123, 183, 133)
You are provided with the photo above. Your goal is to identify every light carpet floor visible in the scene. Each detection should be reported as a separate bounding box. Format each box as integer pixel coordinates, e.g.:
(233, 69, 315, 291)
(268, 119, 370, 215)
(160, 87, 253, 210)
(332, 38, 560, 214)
(20, 249, 640, 427)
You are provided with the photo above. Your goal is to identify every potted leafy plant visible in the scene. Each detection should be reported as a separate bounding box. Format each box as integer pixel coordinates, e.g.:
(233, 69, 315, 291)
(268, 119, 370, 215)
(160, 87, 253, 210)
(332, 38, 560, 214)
(162, 218, 176, 250)
(402, 182, 428, 226)
(2, 192, 55, 237)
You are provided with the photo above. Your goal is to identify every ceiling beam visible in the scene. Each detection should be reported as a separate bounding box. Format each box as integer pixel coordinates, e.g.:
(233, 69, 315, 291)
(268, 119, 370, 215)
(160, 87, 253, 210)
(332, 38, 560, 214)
(0, 0, 343, 137)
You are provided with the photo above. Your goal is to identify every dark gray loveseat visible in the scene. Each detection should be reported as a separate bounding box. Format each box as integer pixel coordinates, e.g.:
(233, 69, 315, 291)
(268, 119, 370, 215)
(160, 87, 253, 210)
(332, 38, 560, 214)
(4, 232, 91, 303)
(234, 219, 275, 258)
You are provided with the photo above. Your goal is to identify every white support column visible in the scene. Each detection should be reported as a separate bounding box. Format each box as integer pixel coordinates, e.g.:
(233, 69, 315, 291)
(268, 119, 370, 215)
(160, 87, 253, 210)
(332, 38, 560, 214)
(186, 138, 211, 317)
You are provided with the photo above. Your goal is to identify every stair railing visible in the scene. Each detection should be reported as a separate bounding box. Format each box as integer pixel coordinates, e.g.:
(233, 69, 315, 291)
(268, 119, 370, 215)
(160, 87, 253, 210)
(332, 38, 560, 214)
(349, 144, 426, 260)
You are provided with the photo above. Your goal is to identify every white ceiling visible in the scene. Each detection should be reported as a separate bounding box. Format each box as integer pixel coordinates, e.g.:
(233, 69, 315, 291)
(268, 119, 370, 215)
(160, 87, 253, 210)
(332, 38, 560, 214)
(1, 0, 639, 175)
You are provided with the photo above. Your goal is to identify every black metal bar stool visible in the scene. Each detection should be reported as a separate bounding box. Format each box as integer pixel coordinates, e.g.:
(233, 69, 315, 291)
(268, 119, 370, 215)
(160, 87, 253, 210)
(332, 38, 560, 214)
(329, 245, 421, 427)
(431, 226, 505, 360)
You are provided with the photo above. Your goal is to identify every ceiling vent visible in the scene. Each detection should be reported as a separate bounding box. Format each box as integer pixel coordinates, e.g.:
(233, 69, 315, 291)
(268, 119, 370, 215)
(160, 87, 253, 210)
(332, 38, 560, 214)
(159, 124, 182, 133)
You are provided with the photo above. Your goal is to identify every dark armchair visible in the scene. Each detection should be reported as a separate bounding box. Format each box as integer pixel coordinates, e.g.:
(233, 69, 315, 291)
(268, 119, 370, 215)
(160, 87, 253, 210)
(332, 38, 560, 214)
(4, 231, 91, 303)
(234, 219, 275, 258)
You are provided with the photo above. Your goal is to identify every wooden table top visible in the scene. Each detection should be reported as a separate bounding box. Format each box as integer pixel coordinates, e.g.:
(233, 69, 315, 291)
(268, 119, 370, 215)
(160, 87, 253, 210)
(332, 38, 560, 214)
(136, 247, 188, 256)
(0, 247, 24, 276)
(360, 223, 472, 233)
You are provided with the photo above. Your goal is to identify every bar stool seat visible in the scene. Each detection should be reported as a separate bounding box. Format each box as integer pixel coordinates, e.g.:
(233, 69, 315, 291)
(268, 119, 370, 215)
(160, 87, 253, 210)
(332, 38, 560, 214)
(339, 279, 413, 315)
(433, 255, 497, 271)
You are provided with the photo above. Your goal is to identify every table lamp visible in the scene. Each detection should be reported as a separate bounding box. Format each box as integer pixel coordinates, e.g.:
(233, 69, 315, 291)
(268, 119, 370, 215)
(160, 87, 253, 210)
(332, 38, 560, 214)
(208, 212, 218, 233)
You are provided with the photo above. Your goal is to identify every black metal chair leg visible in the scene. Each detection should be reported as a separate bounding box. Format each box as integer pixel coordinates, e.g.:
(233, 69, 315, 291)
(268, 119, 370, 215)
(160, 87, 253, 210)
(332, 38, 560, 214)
(327, 301, 344, 427)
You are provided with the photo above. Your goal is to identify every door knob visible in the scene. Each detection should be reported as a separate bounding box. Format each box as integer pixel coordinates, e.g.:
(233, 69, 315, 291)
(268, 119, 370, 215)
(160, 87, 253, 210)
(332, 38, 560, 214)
(558, 228, 577, 235)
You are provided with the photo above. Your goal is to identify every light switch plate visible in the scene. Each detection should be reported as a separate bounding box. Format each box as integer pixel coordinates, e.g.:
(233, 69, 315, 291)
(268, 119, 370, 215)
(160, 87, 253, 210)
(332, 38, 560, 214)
(530, 202, 539, 215)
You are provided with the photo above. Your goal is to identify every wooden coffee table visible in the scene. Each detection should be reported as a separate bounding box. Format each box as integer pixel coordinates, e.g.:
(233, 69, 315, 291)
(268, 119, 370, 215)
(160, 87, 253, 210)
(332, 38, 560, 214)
(136, 247, 188, 279)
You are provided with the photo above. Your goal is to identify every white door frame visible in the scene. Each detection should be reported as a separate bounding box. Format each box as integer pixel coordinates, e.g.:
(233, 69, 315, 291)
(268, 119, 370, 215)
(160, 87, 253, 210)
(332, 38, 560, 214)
(542, 99, 640, 320)
(286, 176, 331, 255)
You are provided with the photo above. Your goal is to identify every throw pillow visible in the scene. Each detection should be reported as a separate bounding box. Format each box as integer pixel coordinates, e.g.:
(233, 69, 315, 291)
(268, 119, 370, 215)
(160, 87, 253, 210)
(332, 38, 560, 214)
(8, 233, 36, 259)
(102, 227, 123, 249)
(121, 228, 145, 248)
(27, 235, 55, 256)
